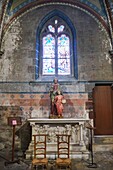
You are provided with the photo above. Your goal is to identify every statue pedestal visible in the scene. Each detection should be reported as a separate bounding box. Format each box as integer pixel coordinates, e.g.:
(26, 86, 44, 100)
(26, 118, 90, 159)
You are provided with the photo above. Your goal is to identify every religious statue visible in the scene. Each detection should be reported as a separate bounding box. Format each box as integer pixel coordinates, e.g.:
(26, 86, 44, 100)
(54, 90, 64, 118)
(49, 78, 66, 118)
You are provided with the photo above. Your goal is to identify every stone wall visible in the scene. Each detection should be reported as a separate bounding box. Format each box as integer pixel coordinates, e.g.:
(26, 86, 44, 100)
(0, 3, 112, 155)
(0, 4, 112, 81)
(0, 92, 88, 119)
(0, 85, 89, 153)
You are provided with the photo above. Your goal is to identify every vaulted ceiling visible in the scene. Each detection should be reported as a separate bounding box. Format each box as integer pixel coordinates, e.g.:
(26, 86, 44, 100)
(4, 0, 113, 19)
(0, 0, 113, 38)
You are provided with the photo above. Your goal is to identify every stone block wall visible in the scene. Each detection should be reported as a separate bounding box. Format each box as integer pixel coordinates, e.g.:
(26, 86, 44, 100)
(0, 4, 113, 81)
(0, 92, 88, 120)
(0, 91, 89, 152)
(0, 1, 113, 156)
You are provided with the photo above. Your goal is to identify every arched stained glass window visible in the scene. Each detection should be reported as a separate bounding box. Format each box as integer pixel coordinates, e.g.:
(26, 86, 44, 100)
(36, 11, 77, 80)
(42, 34, 55, 75)
(41, 17, 72, 76)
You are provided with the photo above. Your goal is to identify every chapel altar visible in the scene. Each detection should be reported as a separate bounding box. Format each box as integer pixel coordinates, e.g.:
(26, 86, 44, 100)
(25, 80, 91, 159)
(26, 117, 90, 159)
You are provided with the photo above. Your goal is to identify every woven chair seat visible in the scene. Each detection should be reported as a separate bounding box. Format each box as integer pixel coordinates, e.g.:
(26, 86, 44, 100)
(32, 158, 48, 165)
(56, 158, 71, 165)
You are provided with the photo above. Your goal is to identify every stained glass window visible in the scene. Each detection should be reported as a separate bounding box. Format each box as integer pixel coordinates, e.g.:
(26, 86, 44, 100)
(40, 17, 72, 76)
(48, 25, 55, 33)
(42, 34, 55, 75)
(58, 34, 70, 75)
(58, 25, 64, 33)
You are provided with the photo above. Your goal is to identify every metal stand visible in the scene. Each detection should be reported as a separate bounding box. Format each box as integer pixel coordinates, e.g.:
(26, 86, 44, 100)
(4, 125, 20, 166)
(3, 117, 22, 166)
(12, 125, 16, 162)
(86, 124, 97, 168)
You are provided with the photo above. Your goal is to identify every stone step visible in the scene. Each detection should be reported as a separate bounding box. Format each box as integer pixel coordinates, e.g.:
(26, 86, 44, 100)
(93, 136, 113, 152)
(94, 136, 113, 144)
(93, 143, 113, 152)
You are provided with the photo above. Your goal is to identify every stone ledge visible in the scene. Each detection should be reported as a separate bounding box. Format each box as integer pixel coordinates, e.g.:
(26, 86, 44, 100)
(28, 118, 89, 124)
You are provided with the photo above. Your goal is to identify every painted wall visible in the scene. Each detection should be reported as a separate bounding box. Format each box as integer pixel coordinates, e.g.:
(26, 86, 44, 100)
(1, 4, 112, 81)
(0, 3, 112, 154)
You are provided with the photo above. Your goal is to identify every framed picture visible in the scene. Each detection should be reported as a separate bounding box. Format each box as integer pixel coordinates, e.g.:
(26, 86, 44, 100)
(8, 117, 22, 126)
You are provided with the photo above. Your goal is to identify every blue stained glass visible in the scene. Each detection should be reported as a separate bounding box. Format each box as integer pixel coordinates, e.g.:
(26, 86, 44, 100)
(58, 59, 70, 75)
(42, 20, 71, 76)
(58, 25, 64, 33)
(43, 34, 55, 75)
(43, 59, 55, 75)
(43, 34, 55, 59)
(58, 34, 70, 75)
(48, 25, 55, 33)
(58, 34, 69, 45)
(43, 34, 55, 45)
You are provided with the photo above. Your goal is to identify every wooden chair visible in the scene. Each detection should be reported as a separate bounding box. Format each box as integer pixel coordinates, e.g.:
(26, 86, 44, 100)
(31, 134, 48, 170)
(56, 134, 72, 169)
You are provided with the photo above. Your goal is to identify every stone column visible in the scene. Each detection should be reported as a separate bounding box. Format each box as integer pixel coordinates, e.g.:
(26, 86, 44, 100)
(79, 122, 85, 145)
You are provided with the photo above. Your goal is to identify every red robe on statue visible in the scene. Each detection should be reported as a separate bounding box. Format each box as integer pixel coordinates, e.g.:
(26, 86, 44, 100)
(54, 94, 64, 117)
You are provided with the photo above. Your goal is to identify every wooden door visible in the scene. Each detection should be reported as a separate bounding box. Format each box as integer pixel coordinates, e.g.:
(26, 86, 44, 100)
(93, 85, 113, 135)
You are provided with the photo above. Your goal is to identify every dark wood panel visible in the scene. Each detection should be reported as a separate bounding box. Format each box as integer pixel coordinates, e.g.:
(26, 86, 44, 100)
(93, 86, 113, 135)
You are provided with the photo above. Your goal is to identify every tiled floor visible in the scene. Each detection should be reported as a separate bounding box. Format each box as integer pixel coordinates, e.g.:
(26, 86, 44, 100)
(0, 151, 113, 170)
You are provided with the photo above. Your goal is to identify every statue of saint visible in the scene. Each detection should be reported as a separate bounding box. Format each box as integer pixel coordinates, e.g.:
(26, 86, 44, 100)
(54, 90, 64, 118)
(49, 78, 66, 118)
(49, 78, 61, 118)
